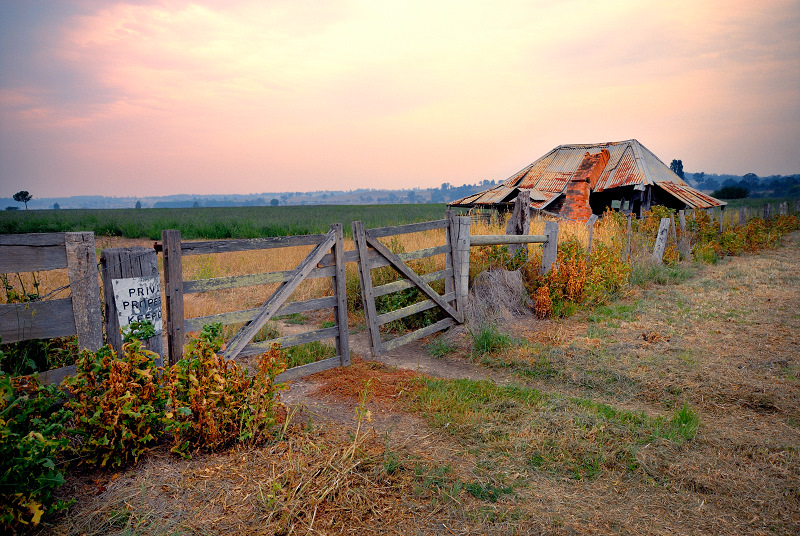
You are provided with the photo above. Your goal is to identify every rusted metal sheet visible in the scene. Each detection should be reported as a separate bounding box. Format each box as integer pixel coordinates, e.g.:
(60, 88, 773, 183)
(655, 182, 726, 209)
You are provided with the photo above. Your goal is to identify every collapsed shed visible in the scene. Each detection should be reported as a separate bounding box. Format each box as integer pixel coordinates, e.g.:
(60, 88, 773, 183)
(448, 139, 725, 222)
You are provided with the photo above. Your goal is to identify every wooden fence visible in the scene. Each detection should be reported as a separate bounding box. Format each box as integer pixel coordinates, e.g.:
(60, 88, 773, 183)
(0, 232, 102, 384)
(158, 224, 350, 383)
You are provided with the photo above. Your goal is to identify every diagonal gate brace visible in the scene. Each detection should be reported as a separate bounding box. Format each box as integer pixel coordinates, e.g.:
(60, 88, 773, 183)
(365, 233, 463, 323)
(223, 230, 337, 360)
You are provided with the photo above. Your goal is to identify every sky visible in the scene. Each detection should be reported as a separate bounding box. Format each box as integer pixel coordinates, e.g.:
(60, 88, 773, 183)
(1, 0, 799, 198)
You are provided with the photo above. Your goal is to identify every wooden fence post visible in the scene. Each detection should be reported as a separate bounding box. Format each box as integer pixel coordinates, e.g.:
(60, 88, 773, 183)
(677, 210, 689, 257)
(352, 221, 381, 357)
(330, 223, 350, 367)
(719, 207, 725, 233)
(652, 217, 671, 264)
(456, 216, 471, 304)
(779, 202, 788, 216)
(542, 221, 559, 274)
(764, 203, 773, 220)
(64, 232, 103, 352)
(739, 206, 747, 226)
(586, 214, 599, 253)
(100, 247, 163, 363)
(506, 190, 531, 260)
(446, 211, 464, 315)
(162, 230, 185, 366)
(625, 214, 632, 259)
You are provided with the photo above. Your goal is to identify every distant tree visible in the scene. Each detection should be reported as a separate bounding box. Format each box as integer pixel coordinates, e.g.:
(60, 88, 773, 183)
(712, 185, 749, 199)
(192, 200, 200, 208)
(270, 198, 279, 206)
(692, 171, 705, 185)
(135, 200, 142, 209)
(53, 202, 60, 210)
(669, 160, 685, 180)
(13, 190, 32, 210)
(6, 206, 19, 211)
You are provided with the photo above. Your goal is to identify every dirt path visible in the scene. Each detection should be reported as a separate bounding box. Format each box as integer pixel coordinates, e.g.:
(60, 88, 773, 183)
(282, 230, 800, 535)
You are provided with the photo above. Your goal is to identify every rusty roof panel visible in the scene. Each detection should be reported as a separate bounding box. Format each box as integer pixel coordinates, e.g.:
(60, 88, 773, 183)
(655, 182, 726, 209)
(448, 184, 517, 206)
(595, 146, 642, 191)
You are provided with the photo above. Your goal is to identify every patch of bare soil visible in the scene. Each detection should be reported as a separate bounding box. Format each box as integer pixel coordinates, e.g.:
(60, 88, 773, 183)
(42, 233, 800, 535)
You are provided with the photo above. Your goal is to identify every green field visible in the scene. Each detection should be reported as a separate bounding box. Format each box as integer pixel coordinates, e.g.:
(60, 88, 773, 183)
(0, 204, 448, 239)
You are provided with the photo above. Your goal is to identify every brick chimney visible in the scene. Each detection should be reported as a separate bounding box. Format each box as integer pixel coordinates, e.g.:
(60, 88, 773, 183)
(560, 149, 610, 222)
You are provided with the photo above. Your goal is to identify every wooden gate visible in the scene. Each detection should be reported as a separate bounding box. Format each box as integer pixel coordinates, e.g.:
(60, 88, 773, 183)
(352, 215, 466, 356)
(160, 224, 349, 382)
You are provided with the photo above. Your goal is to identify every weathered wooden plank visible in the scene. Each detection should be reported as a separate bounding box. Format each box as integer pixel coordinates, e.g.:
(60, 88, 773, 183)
(353, 221, 382, 357)
(0, 233, 68, 247)
(223, 230, 336, 360)
(100, 246, 162, 359)
(779, 202, 788, 216)
(383, 318, 457, 353)
(37, 364, 77, 386)
(177, 234, 328, 255)
(456, 217, 471, 302)
(330, 223, 350, 367)
(763, 203, 773, 220)
(652, 217, 671, 264)
(64, 232, 103, 352)
(275, 356, 341, 383)
(162, 230, 185, 365)
(372, 268, 452, 298)
(0, 299, 76, 343)
(239, 326, 339, 357)
(367, 219, 448, 238)
(624, 215, 632, 259)
(446, 213, 463, 316)
(586, 214, 599, 253)
(317, 249, 359, 268)
(377, 291, 456, 326)
(0, 232, 69, 273)
(366, 245, 450, 270)
(366, 235, 461, 323)
(739, 206, 747, 226)
(506, 191, 531, 260)
(541, 221, 559, 274)
(469, 234, 548, 246)
(183, 265, 336, 294)
(184, 296, 337, 332)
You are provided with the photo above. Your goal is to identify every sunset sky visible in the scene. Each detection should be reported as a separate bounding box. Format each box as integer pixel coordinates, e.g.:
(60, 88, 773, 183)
(1, 0, 798, 198)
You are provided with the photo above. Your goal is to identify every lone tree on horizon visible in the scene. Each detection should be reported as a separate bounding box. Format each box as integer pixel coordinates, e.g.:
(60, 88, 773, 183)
(13, 190, 32, 210)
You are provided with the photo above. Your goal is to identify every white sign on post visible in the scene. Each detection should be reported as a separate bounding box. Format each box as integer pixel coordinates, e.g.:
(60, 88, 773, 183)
(111, 276, 163, 334)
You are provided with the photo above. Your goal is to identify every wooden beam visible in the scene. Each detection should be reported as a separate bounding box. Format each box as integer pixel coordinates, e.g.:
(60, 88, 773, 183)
(162, 230, 185, 366)
(352, 220, 382, 357)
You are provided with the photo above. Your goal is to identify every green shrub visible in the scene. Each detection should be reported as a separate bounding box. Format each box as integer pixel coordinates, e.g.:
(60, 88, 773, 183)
(163, 324, 286, 457)
(63, 322, 166, 468)
(0, 373, 72, 530)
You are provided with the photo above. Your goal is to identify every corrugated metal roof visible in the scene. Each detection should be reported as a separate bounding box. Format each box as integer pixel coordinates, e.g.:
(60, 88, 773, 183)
(450, 139, 725, 209)
(655, 182, 727, 209)
(511, 140, 687, 193)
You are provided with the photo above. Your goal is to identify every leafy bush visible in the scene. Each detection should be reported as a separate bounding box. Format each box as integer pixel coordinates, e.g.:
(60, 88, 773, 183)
(63, 322, 165, 468)
(0, 373, 72, 530)
(525, 234, 629, 318)
(162, 323, 286, 457)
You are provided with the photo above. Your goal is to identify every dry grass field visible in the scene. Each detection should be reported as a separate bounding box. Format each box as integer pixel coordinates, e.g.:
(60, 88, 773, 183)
(32, 227, 799, 535)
